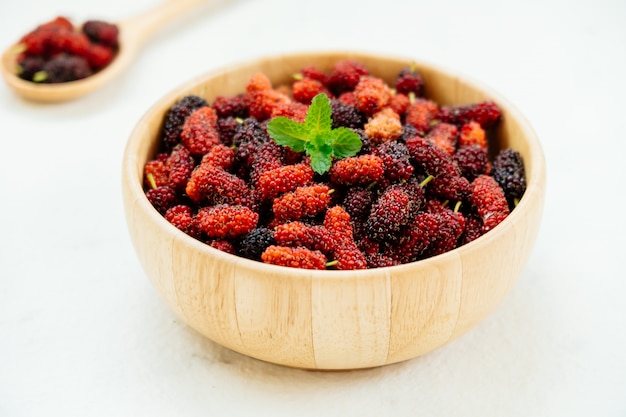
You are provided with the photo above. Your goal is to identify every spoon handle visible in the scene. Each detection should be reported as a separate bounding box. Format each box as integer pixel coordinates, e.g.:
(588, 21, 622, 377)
(118, 0, 211, 48)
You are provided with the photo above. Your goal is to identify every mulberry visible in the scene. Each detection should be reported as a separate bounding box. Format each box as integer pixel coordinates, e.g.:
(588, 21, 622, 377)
(324, 206, 367, 270)
(200, 143, 236, 171)
(272, 184, 333, 221)
(216, 116, 241, 146)
(161, 95, 208, 149)
(426, 122, 458, 155)
(38, 54, 92, 83)
(256, 163, 314, 201)
(470, 175, 510, 232)
(329, 155, 384, 186)
(245, 73, 290, 121)
(365, 184, 416, 242)
(82, 20, 119, 47)
(274, 222, 335, 254)
(492, 148, 526, 208)
(249, 141, 285, 185)
(327, 60, 369, 95)
(364, 107, 403, 144)
(437, 100, 502, 128)
(166, 145, 195, 193)
(452, 145, 488, 181)
(195, 204, 259, 239)
(212, 94, 248, 118)
(459, 121, 487, 148)
(406, 136, 470, 201)
(146, 186, 177, 214)
(180, 106, 221, 156)
(143, 158, 169, 189)
(261, 246, 327, 270)
(428, 209, 465, 256)
(292, 77, 331, 104)
(405, 98, 439, 134)
(394, 66, 424, 96)
(388, 212, 440, 263)
(17, 55, 46, 81)
(237, 227, 276, 261)
(373, 141, 414, 182)
(330, 99, 366, 129)
(341, 186, 374, 222)
(353, 76, 393, 115)
(164, 205, 198, 238)
(185, 164, 250, 206)
(388, 93, 410, 116)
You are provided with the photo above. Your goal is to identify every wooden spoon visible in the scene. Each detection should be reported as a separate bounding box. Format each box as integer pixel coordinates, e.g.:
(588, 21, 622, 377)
(0, 0, 210, 102)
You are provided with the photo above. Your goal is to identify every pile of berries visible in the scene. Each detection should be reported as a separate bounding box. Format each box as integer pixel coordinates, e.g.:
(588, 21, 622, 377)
(142, 59, 527, 270)
(15, 16, 118, 83)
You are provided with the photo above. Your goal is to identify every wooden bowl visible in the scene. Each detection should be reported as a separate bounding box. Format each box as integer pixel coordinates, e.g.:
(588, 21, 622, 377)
(121, 51, 546, 370)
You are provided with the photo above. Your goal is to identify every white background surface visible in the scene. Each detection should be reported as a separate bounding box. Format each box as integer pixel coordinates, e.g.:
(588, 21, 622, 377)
(1, 0, 625, 416)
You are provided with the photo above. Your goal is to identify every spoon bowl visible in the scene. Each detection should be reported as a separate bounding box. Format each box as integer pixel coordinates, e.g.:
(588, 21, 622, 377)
(0, 0, 209, 102)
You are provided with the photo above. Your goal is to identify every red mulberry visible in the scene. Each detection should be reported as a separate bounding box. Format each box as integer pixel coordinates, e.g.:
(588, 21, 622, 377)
(82, 20, 119, 47)
(388, 212, 440, 263)
(272, 184, 332, 221)
(185, 164, 250, 206)
(405, 98, 439, 134)
(200, 144, 236, 171)
(166, 145, 195, 193)
(261, 246, 327, 270)
(146, 186, 177, 214)
(395, 66, 424, 96)
(426, 122, 458, 155)
(212, 94, 248, 118)
(256, 163, 314, 201)
(292, 77, 331, 104)
(353, 76, 393, 115)
(327, 60, 369, 95)
(274, 222, 335, 254)
(459, 121, 487, 148)
(180, 106, 221, 156)
(364, 107, 403, 144)
(437, 100, 502, 128)
(164, 205, 199, 238)
(428, 209, 466, 256)
(329, 155, 384, 186)
(470, 175, 510, 232)
(195, 204, 258, 239)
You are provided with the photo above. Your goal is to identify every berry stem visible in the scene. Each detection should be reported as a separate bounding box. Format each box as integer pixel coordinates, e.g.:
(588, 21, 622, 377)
(146, 172, 157, 190)
(419, 175, 434, 188)
(325, 260, 339, 267)
(32, 71, 47, 83)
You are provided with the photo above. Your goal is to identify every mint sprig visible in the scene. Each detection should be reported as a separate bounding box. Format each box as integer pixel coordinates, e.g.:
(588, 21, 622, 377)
(267, 93, 362, 174)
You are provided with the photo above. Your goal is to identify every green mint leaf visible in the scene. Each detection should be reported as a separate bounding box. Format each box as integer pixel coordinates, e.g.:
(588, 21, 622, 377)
(309, 152, 333, 175)
(305, 141, 333, 174)
(266, 117, 308, 152)
(305, 93, 333, 134)
(266, 93, 362, 175)
(329, 127, 362, 159)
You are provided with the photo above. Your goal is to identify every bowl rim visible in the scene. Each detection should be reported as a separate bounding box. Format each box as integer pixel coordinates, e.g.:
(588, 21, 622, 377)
(122, 50, 546, 281)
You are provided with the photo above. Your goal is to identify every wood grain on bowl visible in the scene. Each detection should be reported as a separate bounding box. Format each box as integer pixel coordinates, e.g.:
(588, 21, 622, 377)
(122, 52, 546, 370)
